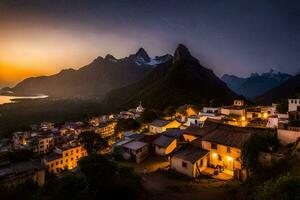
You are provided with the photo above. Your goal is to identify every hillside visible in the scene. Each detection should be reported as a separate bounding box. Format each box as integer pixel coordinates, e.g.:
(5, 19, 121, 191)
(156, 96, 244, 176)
(221, 69, 292, 99)
(103, 44, 239, 110)
(12, 49, 171, 99)
(254, 73, 300, 104)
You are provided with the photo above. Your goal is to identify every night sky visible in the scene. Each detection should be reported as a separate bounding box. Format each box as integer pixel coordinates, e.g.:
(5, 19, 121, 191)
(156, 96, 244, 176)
(0, 0, 299, 86)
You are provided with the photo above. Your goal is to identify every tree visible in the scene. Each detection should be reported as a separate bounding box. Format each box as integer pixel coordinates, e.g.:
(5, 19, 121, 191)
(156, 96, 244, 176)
(140, 109, 162, 123)
(163, 106, 176, 116)
(254, 176, 300, 200)
(242, 131, 278, 172)
(115, 118, 140, 133)
(78, 131, 107, 155)
(78, 154, 142, 200)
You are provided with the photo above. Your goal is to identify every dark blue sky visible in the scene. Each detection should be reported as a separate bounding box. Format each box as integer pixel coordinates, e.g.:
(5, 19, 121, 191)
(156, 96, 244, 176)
(0, 0, 299, 85)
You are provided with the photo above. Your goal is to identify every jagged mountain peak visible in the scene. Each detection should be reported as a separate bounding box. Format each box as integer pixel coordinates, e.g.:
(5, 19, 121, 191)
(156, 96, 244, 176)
(173, 44, 195, 64)
(135, 47, 150, 62)
(104, 54, 118, 63)
(92, 56, 104, 63)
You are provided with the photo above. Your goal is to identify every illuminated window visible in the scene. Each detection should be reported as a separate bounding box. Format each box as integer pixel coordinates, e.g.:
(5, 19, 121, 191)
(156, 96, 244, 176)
(218, 155, 222, 161)
(227, 147, 231, 153)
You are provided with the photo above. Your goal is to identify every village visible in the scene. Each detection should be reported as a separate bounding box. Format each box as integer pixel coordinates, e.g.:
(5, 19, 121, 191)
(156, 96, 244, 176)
(0, 98, 299, 198)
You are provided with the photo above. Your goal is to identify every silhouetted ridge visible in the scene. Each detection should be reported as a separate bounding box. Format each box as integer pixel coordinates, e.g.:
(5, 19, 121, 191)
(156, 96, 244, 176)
(103, 44, 239, 110)
(135, 48, 150, 62)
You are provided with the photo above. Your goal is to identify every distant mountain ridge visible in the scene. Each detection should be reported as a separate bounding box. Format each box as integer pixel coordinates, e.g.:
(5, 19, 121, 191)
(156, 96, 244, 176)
(11, 48, 172, 99)
(221, 69, 292, 99)
(255, 73, 300, 104)
(103, 44, 240, 110)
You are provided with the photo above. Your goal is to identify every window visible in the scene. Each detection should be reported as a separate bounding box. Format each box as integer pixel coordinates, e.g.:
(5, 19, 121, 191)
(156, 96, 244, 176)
(182, 162, 187, 168)
(227, 147, 231, 153)
(61, 160, 63, 164)
(56, 161, 58, 166)
(211, 143, 217, 150)
(200, 159, 203, 167)
(218, 155, 222, 161)
(51, 163, 54, 167)
(71, 157, 73, 161)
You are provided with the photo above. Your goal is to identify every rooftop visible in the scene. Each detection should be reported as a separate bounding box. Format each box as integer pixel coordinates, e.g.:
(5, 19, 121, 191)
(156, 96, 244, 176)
(150, 119, 172, 127)
(172, 146, 208, 163)
(163, 128, 185, 138)
(201, 125, 252, 148)
(184, 126, 205, 137)
(153, 135, 176, 148)
(122, 141, 148, 150)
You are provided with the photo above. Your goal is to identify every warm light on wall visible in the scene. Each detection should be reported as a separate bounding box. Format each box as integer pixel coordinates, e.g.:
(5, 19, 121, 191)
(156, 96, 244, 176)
(241, 116, 245, 121)
(263, 113, 268, 118)
(212, 153, 217, 158)
(227, 156, 233, 161)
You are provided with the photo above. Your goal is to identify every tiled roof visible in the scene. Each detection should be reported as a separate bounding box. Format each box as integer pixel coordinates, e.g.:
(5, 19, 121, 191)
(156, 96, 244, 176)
(201, 125, 252, 148)
(172, 146, 208, 163)
(153, 135, 176, 148)
(184, 126, 204, 137)
(163, 128, 185, 138)
(150, 119, 171, 127)
(122, 141, 148, 150)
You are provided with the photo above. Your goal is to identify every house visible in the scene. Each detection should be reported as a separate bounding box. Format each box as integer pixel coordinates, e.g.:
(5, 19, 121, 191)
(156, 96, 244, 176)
(221, 106, 246, 117)
(95, 122, 116, 138)
(234, 100, 244, 106)
(149, 119, 181, 134)
(200, 124, 252, 179)
(152, 135, 177, 155)
(119, 140, 149, 163)
(163, 128, 185, 140)
(40, 122, 55, 131)
(288, 99, 300, 112)
(31, 135, 54, 155)
(43, 144, 87, 174)
(0, 161, 45, 187)
(199, 107, 221, 116)
(12, 131, 55, 155)
(170, 146, 209, 178)
(175, 105, 199, 122)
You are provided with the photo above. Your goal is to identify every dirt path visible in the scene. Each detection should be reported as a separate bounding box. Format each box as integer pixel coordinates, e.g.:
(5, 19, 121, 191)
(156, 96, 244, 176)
(141, 172, 238, 200)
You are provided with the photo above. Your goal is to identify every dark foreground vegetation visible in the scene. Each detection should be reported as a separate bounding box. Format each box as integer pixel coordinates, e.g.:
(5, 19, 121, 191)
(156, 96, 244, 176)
(0, 154, 144, 200)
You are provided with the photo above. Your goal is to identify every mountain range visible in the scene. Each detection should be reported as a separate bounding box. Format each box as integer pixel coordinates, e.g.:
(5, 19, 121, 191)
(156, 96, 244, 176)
(103, 44, 239, 110)
(221, 69, 292, 99)
(255, 73, 300, 104)
(10, 48, 172, 99)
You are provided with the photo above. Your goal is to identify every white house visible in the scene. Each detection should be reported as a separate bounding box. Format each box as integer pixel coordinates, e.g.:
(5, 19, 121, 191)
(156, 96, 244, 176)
(170, 146, 209, 178)
(149, 120, 181, 134)
(152, 135, 177, 156)
(120, 141, 149, 163)
(288, 99, 300, 112)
